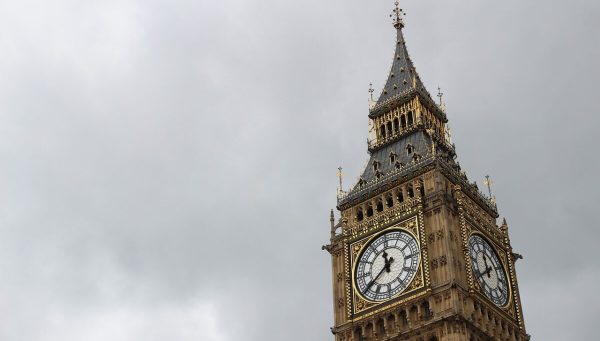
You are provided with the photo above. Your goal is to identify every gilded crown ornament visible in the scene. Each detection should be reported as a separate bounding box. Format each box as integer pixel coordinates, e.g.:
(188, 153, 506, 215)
(391, 1, 405, 28)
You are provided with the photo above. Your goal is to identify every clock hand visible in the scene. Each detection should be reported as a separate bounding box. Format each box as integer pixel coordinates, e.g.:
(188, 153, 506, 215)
(482, 254, 492, 278)
(364, 264, 387, 293)
(364, 251, 394, 293)
(382, 250, 396, 272)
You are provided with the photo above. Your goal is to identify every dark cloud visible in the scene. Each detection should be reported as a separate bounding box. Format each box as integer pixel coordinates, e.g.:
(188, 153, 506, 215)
(0, 0, 597, 340)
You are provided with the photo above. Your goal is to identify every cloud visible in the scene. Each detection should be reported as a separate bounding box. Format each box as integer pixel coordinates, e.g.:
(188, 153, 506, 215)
(0, 0, 598, 340)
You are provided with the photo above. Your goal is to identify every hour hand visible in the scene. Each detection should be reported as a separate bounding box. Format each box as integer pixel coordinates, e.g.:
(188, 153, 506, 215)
(385, 257, 394, 272)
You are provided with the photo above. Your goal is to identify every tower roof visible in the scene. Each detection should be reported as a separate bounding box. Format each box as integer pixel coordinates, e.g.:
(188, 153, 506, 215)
(370, 3, 441, 119)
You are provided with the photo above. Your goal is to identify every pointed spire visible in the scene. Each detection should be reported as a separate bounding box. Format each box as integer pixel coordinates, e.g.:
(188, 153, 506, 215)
(372, 1, 432, 112)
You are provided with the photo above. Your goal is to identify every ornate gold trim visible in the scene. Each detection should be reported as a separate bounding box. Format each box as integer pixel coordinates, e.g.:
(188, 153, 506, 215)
(347, 214, 429, 317)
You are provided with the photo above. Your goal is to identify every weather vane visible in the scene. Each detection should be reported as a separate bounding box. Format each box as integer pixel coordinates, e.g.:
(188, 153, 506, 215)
(391, 1, 405, 28)
(368, 83, 374, 101)
(437, 86, 444, 106)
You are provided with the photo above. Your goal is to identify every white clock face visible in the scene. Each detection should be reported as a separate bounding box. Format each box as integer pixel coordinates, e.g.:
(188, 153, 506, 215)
(468, 234, 509, 306)
(355, 230, 420, 302)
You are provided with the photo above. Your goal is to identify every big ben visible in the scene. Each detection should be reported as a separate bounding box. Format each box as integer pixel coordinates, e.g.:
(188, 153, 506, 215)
(324, 2, 530, 340)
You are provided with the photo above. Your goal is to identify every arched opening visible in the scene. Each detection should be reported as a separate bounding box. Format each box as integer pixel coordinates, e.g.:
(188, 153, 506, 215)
(356, 209, 364, 222)
(373, 160, 380, 172)
(397, 190, 405, 203)
(407, 184, 415, 198)
(418, 180, 425, 197)
(365, 322, 374, 338)
(386, 194, 394, 208)
(389, 152, 397, 164)
(387, 122, 393, 136)
(376, 199, 384, 212)
(400, 115, 407, 129)
(407, 111, 414, 126)
(376, 319, 385, 336)
(393, 118, 399, 133)
(399, 310, 408, 328)
(354, 328, 364, 341)
(421, 301, 432, 320)
(406, 144, 414, 155)
(409, 305, 418, 323)
(386, 314, 396, 334)
(380, 124, 386, 139)
(366, 204, 374, 217)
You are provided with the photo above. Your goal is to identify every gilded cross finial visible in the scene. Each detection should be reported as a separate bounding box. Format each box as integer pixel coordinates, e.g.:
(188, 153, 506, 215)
(483, 175, 494, 199)
(337, 167, 344, 194)
(391, 1, 405, 28)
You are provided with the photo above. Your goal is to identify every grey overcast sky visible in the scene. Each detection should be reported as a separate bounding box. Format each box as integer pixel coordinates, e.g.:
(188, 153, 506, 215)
(0, 0, 598, 340)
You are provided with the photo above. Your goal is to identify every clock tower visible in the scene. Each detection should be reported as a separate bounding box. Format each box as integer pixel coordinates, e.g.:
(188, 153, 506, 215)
(324, 3, 530, 341)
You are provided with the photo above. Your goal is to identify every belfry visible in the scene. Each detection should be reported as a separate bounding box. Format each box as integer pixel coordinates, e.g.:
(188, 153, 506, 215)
(324, 2, 530, 340)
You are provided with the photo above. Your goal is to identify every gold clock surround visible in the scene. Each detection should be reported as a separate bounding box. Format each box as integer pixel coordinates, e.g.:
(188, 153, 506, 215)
(347, 215, 431, 317)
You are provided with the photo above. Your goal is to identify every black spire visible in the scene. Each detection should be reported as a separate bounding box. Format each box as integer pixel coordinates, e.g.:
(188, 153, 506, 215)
(372, 2, 434, 115)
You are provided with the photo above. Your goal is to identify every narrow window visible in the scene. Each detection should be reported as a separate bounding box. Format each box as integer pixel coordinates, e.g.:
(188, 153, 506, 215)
(377, 319, 385, 337)
(386, 194, 394, 208)
(356, 209, 364, 222)
(407, 111, 414, 126)
(407, 184, 414, 198)
(406, 144, 414, 155)
(393, 118, 399, 133)
(400, 115, 407, 129)
(422, 301, 432, 319)
(376, 200, 384, 212)
(373, 161, 380, 172)
(400, 310, 408, 327)
(389, 152, 397, 164)
(366, 205, 374, 217)
(387, 122, 393, 136)
(380, 124, 386, 138)
(409, 305, 418, 323)
(397, 191, 405, 203)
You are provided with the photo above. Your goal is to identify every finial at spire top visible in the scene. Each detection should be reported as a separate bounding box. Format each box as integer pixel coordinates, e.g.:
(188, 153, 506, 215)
(391, 1, 405, 29)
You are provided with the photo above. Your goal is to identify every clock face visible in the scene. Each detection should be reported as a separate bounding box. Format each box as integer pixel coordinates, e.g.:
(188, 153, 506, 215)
(468, 234, 509, 307)
(355, 230, 420, 302)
